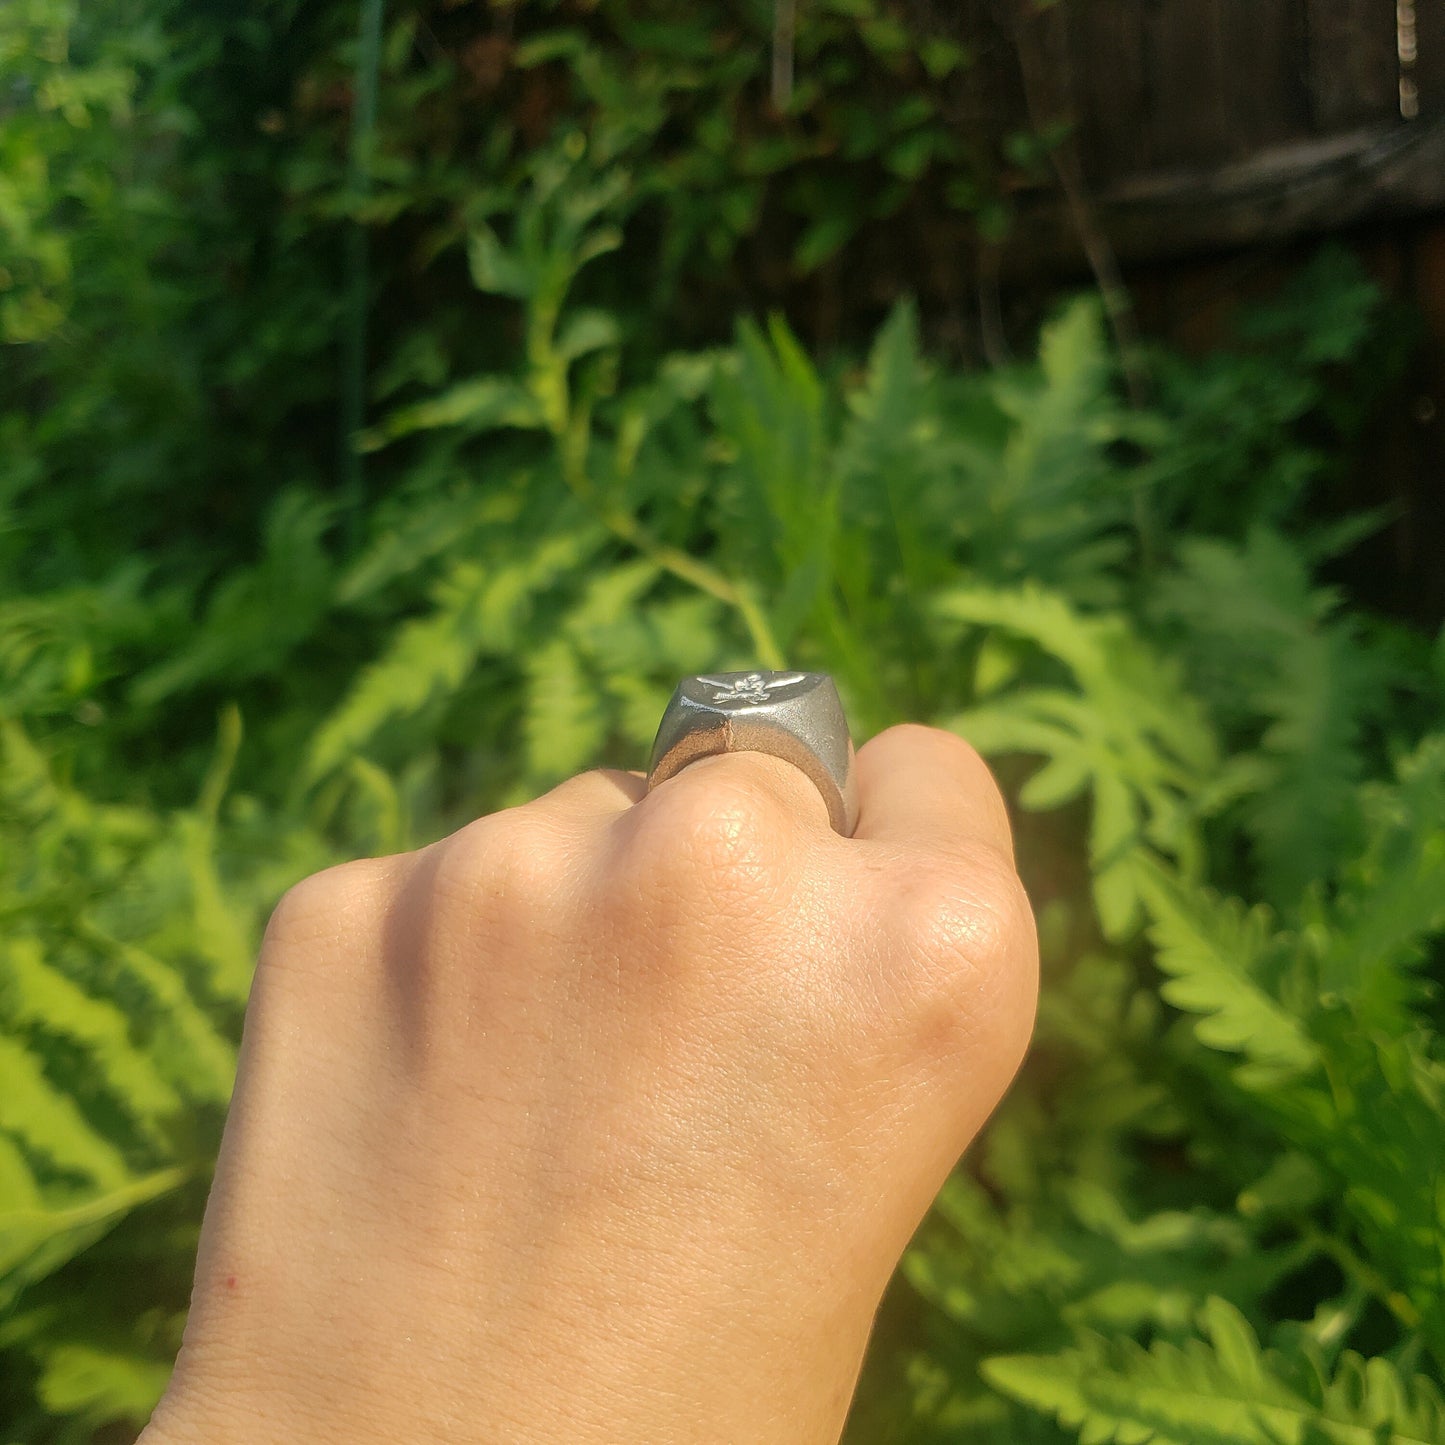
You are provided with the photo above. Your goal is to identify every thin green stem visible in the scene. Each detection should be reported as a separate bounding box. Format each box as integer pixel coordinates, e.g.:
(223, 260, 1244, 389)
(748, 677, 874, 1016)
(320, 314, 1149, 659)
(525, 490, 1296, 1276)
(1304, 1223, 1422, 1331)
(595, 505, 785, 668)
(538, 326, 786, 669)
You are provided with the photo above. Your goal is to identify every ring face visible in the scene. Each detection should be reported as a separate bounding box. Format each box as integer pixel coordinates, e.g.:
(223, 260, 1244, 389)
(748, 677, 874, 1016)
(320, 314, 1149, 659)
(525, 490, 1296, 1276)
(647, 671, 858, 836)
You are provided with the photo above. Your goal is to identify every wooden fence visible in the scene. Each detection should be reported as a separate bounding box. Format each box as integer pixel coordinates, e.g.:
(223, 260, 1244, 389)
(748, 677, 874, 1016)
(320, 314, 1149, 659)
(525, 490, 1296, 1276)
(1061, 0, 1441, 177)
(911, 0, 1445, 268)
(956, 1, 1445, 624)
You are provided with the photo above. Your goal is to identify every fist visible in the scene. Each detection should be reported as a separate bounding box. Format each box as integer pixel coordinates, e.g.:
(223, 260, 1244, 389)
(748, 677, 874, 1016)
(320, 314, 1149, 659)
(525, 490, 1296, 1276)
(142, 724, 1037, 1445)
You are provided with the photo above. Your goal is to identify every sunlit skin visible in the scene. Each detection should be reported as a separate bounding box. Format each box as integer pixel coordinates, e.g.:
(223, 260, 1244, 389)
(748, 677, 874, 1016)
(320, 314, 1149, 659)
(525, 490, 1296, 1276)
(139, 724, 1037, 1444)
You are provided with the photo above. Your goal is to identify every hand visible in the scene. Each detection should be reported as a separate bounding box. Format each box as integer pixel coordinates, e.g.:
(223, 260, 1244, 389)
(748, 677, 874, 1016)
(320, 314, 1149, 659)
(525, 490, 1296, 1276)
(139, 724, 1037, 1445)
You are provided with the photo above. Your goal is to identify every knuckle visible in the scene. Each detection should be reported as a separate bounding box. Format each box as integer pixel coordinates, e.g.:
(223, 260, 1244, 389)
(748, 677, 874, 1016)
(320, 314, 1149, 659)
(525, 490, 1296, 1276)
(539, 766, 644, 813)
(602, 773, 803, 963)
(642, 774, 795, 895)
(433, 807, 566, 920)
(894, 845, 1038, 1055)
(915, 846, 1027, 972)
(262, 859, 388, 959)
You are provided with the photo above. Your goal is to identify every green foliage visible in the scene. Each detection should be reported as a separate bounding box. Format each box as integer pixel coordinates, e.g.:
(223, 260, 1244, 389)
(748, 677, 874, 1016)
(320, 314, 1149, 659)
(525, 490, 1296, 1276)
(937, 586, 1217, 939)
(1, 3, 1441, 1440)
(986, 1297, 1445, 1445)
(1151, 527, 1400, 906)
(0, 711, 336, 1439)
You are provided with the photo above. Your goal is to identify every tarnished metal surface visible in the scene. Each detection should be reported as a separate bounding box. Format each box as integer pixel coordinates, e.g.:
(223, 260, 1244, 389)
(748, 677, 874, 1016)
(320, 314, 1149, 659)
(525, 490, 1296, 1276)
(647, 671, 858, 837)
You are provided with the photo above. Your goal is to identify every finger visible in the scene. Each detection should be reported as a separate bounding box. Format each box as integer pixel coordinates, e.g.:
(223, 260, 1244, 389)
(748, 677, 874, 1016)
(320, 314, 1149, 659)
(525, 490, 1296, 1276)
(635, 749, 835, 837)
(531, 767, 649, 820)
(851, 723, 1014, 860)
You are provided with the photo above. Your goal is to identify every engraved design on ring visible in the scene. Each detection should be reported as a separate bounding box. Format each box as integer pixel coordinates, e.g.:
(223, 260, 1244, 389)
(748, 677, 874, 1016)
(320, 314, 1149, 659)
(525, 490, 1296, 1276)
(646, 670, 859, 837)
(697, 671, 809, 705)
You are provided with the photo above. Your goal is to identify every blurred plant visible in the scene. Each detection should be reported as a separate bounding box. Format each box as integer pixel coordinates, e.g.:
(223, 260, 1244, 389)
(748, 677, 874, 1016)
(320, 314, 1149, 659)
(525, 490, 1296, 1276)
(0, 0, 1061, 803)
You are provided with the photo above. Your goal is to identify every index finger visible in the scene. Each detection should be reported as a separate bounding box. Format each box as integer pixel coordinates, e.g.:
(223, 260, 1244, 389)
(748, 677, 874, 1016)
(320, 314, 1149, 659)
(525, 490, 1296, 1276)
(850, 723, 1015, 860)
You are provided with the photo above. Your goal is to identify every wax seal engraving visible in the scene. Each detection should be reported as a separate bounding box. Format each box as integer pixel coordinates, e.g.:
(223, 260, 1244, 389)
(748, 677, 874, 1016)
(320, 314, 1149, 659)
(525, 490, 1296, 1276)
(697, 671, 808, 705)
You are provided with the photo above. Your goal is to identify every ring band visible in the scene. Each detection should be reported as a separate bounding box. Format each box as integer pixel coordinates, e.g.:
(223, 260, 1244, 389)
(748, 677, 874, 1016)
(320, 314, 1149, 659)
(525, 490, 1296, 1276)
(646, 671, 858, 836)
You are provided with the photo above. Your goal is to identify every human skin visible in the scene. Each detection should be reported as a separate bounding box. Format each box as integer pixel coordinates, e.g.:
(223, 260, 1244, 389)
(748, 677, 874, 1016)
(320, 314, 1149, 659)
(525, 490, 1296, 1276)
(138, 723, 1037, 1444)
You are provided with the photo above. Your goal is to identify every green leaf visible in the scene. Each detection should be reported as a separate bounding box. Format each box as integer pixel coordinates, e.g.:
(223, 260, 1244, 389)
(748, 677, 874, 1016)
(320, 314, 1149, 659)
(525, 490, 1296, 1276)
(306, 525, 604, 781)
(919, 36, 969, 78)
(939, 584, 1217, 938)
(0, 1163, 187, 1314)
(710, 312, 831, 578)
(36, 1341, 172, 1422)
(555, 308, 621, 363)
(128, 492, 336, 707)
(1153, 528, 1395, 905)
(466, 224, 530, 299)
(521, 636, 606, 782)
(77, 928, 237, 1109)
(1311, 734, 1445, 1028)
(793, 212, 856, 272)
(0, 1036, 128, 1189)
(363, 375, 544, 448)
(0, 939, 180, 1141)
(986, 1299, 1445, 1444)
(337, 487, 524, 604)
(177, 816, 255, 1009)
(1135, 860, 1318, 1083)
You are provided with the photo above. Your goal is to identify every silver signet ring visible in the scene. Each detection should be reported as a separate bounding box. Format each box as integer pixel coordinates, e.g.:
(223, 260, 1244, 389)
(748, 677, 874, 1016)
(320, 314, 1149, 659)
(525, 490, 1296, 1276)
(646, 671, 859, 836)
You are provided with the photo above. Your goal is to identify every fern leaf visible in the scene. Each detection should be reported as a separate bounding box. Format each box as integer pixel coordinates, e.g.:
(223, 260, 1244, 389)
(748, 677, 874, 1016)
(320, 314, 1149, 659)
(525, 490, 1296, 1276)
(938, 584, 1217, 938)
(834, 299, 957, 600)
(839, 300, 926, 499)
(1135, 860, 1317, 1083)
(1299, 1021, 1445, 1358)
(129, 491, 336, 706)
(521, 636, 605, 783)
(911, 1152, 1302, 1352)
(1152, 528, 1394, 905)
(0, 1133, 40, 1214)
(0, 1163, 187, 1313)
(0, 939, 180, 1141)
(338, 756, 407, 856)
(73, 926, 236, 1108)
(307, 523, 603, 780)
(306, 559, 496, 780)
(0, 1036, 128, 1189)
(176, 815, 255, 1009)
(564, 558, 662, 643)
(967, 297, 1137, 601)
(362, 374, 544, 448)
(986, 1299, 1445, 1445)
(1313, 734, 1445, 1028)
(710, 313, 830, 577)
(337, 485, 523, 605)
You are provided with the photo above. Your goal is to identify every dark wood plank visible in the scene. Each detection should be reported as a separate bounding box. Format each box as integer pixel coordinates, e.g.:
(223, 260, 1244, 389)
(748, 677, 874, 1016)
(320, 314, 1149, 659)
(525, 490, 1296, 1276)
(997, 122, 1445, 272)
(1303, 0, 1399, 129)
(1413, 0, 1445, 116)
(1415, 216, 1445, 340)
(934, 0, 1027, 156)
(1068, 0, 1151, 183)
(1036, 0, 1075, 123)
(1143, 0, 1232, 167)
(1218, 0, 1312, 153)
